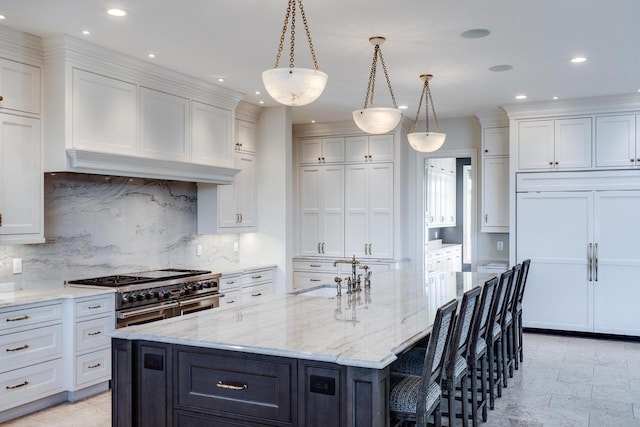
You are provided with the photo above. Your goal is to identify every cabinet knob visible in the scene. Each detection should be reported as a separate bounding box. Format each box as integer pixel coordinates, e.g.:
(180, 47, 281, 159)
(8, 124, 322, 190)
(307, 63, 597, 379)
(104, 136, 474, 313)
(484, 149, 489, 153)
(555, 161, 559, 165)
(637, 158, 640, 162)
(0, 95, 3, 101)
(631, 159, 636, 163)
(549, 161, 553, 166)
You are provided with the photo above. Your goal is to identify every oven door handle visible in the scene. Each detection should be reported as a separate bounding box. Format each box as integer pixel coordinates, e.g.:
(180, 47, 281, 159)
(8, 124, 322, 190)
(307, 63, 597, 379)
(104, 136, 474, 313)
(116, 302, 180, 319)
(178, 293, 224, 306)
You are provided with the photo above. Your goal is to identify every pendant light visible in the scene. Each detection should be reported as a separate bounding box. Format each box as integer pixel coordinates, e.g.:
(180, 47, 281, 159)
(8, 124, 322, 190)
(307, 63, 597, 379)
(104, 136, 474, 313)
(407, 74, 446, 152)
(353, 36, 402, 134)
(262, 0, 328, 106)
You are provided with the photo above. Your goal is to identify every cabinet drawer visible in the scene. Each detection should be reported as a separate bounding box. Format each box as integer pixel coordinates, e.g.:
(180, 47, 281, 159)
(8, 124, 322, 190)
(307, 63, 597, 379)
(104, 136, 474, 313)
(75, 295, 114, 318)
(292, 260, 337, 272)
(293, 271, 336, 289)
(219, 289, 241, 308)
(219, 275, 241, 291)
(0, 358, 63, 412)
(177, 349, 295, 424)
(75, 348, 111, 387)
(0, 302, 63, 333)
(241, 283, 273, 300)
(242, 269, 273, 287)
(176, 410, 271, 426)
(76, 315, 113, 353)
(0, 324, 63, 373)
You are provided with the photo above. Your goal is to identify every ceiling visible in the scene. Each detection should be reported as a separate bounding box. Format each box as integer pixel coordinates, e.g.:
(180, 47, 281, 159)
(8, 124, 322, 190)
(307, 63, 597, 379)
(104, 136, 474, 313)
(1, 0, 639, 125)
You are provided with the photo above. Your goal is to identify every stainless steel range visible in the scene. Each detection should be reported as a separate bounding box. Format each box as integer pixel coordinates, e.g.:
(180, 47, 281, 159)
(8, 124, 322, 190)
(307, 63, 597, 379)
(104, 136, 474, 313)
(66, 269, 222, 328)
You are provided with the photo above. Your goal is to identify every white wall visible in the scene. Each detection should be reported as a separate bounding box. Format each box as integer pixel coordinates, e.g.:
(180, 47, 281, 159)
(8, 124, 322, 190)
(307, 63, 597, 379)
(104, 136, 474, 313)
(239, 106, 293, 293)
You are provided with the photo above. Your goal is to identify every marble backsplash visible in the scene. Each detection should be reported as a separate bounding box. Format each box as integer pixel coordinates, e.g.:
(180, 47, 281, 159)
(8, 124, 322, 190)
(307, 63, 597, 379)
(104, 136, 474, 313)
(0, 173, 239, 289)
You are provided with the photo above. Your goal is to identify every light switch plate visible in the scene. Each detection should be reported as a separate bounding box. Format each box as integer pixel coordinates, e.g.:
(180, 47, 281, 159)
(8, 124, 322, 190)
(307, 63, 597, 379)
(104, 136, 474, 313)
(497, 241, 504, 251)
(12, 258, 22, 274)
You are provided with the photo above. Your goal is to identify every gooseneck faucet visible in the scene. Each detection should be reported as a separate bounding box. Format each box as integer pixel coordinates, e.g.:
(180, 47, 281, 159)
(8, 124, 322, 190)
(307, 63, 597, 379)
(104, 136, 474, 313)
(334, 255, 360, 282)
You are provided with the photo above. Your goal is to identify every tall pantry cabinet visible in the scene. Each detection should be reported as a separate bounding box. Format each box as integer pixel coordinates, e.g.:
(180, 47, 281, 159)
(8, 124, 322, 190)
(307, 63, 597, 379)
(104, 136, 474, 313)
(505, 95, 640, 336)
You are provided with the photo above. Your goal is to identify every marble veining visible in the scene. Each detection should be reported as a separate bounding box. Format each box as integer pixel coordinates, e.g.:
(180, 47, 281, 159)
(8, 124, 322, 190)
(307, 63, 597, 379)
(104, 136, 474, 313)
(0, 286, 115, 309)
(0, 173, 240, 289)
(112, 270, 494, 369)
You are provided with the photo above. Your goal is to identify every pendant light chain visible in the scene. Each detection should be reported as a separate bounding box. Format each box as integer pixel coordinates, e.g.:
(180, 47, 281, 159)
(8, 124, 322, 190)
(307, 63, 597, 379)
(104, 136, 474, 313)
(273, 0, 319, 70)
(426, 81, 441, 132)
(411, 79, 442, 133)
(411, 82, 426, 133)
(362, 43, 398, 109)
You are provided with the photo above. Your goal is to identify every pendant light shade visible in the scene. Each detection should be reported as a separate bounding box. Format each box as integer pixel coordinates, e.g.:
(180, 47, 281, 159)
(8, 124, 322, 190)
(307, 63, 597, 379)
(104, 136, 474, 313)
(407, 74, 446, 152)
(262, 68, 328, 106)
(353, 36, 401, 134)
(262, 0, 327, 106)
(353, 108, 402, 135)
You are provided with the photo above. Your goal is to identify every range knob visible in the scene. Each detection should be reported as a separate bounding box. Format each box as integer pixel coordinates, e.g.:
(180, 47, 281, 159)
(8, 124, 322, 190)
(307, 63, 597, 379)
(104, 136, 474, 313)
(131, 294, 142, 302)
(145, 292, 152, 300)
(152, 291, 160, 299)
(162, 291, 171, 299)
(121, 294, 131, 304)
(195, 283, 203, 291)
(203, 281, 212, 288)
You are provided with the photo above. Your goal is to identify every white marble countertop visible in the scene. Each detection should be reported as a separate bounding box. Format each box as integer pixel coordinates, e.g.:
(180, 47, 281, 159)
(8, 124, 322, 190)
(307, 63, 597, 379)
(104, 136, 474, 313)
(0, 285, 115, 309)
(215, 263, 277, 277)
(111, 270, 495, 369)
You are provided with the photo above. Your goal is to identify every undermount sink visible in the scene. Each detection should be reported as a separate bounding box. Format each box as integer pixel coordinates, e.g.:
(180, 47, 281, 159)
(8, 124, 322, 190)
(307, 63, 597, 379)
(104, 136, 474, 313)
(291, 285, 337, 298)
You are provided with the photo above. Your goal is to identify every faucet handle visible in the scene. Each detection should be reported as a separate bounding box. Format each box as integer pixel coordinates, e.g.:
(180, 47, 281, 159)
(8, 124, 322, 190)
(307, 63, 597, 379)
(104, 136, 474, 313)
(334, 277, 342, 296)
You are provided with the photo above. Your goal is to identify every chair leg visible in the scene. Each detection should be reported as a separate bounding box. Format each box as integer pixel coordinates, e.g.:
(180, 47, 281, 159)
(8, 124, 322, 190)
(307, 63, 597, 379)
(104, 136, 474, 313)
(495, 337, 503, 397)
(487, 344, 496, 409)
(480, 354, 488, 422)
(470, 361, 478, 427)
(448, 380, 455, 427)
(461, 374, 469, 427)
(518, 312, 524, 363)
(501, 332, 509, 387)
(435, 401, 442, 427)
(508, 324, 515, 377)
(513, 317, 520, 371)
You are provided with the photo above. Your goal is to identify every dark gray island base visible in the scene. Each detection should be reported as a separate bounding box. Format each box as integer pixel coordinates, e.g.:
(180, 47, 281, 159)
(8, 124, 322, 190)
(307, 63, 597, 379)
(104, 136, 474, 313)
(112, 339, 389, 427)
(110, 271, 493, 426)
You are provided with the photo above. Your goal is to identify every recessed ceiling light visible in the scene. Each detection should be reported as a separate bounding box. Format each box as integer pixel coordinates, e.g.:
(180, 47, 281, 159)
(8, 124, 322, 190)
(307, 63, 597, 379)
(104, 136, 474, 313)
(148, 53, 156, 58)
(515, 95, 528, 100)
(311, 120, 316, 123)
(259, 101, 265, 105)
(255, 91, 261, 95)
(107, 8, 127, 17)
(398, 105, 409, 110)
(217, 78, 225, 82)
(82, 30, 90, 35)
(0, 15, 6, 20)
(489, 64, 513, 72)
(553, 96, 559, 100)
(570, 56, 587, 63)
(460, 28, 490, 39)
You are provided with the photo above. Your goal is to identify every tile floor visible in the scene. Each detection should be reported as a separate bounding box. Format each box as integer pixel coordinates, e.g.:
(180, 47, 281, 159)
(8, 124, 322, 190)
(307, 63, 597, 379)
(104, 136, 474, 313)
(4, 332, 640, 426)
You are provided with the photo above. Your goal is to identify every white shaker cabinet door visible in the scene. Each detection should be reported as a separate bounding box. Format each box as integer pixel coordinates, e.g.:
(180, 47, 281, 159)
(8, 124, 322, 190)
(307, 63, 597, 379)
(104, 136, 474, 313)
(72, 69, 137, 155)
(518, 120, 554, 170)
(191, 101, 233, 167)
(554, 117, 592, 169)
(299, 166, 322, 255)
(592, 191, 640, 335)
(0, 58, 40, 115)
(345, 164, 368, 257)
(367, 163, 394, 259)
(234, 152, 256, 227)
(517, 191, 593, 332)
(321, 166, 345, 257)
(595, 114, 637, 168)
(236, 119, 256, 153)
(482, 157, 509, 231)
(0, 114, 41, 239)
(367, 134, 394, 162)
(139, 87, 190, 162)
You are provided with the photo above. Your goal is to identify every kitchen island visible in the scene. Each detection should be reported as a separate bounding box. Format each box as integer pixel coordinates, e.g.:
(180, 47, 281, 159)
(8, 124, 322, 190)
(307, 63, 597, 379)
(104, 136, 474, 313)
(111, 270, 494, 427)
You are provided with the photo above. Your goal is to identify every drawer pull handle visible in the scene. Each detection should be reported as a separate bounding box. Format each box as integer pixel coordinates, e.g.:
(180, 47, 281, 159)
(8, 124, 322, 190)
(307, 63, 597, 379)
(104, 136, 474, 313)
(226, 300, 236, 304)
(310, 279, 321, 282)
(88, 363, 102, 369)
(88, 331, 102, 336)
(6, 381, 29, 390)
(227, 281, 236, 285)
(217, 381, 248, 391)
(6, 315, 29, 322)
(251, 275, 262, 279)
(88, 305, 102, 310)
(7, 344, 30, 352)
(310, 264, 322, 267)
(251, 293, 262, 297)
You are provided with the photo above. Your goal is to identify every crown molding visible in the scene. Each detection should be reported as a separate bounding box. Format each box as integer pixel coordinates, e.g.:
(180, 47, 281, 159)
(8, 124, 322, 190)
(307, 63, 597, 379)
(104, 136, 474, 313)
(0, 25, 43, 66)
(235, 101, 262, 123)
(475, 109, 509, 127)
(503, 93, 640, 120)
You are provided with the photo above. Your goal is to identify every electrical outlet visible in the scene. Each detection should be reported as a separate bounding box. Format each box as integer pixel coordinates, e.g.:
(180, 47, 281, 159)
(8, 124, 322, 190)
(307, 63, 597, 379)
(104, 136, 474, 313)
(12, 258, 22, 274)
(233, 242, 239, 252)
(196, 245, 203, 256)
(497, 241, 504, 251)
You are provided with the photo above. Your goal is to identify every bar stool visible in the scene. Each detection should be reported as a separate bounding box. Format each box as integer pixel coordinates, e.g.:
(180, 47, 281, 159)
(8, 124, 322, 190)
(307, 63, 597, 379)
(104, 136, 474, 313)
(502, 264, 521, 380)
(467, 276, 498, 425)
(390, 299, 458, 426)
(487, 269, 512, 407)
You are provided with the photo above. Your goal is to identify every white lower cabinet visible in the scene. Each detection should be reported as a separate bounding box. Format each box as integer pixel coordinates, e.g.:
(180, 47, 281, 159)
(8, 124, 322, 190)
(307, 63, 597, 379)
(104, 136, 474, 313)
(426, 245, 462, 272)
(0, 302, 64, 413)
(65, 294, 115, 393)
(517, 188, 640, 335)
(292, 257, 392, 290)
(219, 267, 275, 307)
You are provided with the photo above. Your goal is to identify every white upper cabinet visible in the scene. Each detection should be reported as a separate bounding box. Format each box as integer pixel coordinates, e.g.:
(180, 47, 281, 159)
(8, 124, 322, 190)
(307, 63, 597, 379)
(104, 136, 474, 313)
(235, 119, 256, 154)
(595, 114, 639, 168)
(518, 118, 591, 170)
(0, 58, 40, 115)
(300, 137, 344, 164)
(191, 101, 234, 167)
(139, 87, 190, 162)
(0, 114, 42, 243)
(426, 158, 456, 228)
(345, 134, 394, 162)
(482, 127, 508, 157)
(482, 157, 509, 232)
(72, 69, 137, 156)
(218, 151, 256, 229)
